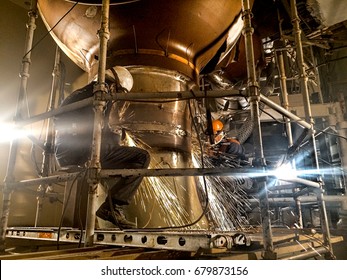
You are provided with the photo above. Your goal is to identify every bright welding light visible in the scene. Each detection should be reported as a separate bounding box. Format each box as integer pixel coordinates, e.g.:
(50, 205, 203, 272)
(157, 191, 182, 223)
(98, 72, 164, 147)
(125, 133, 136, 146)
(0, 123, 28, 143)
(275, 162, 297, 180)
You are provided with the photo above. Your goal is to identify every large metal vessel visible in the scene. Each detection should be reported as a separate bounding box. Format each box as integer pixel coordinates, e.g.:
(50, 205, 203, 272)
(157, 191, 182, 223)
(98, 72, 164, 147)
(37, 0, 245, 228)
(37, 0, 243, 81)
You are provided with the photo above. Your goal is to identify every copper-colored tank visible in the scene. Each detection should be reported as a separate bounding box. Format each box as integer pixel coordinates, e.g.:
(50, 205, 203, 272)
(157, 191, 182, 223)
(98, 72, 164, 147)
(38, 0, 243, 81)
(38, 0, 245, 228)
(220, 32, 263, 83)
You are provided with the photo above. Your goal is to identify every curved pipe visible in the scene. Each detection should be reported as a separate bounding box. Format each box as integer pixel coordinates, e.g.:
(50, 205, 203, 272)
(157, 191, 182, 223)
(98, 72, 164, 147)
(236, 63, 276, 144)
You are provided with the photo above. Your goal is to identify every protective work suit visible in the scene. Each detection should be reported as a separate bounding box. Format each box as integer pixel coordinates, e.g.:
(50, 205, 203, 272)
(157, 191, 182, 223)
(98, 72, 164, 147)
(54, 76, 150, 229)
(208, 119, 247, 161)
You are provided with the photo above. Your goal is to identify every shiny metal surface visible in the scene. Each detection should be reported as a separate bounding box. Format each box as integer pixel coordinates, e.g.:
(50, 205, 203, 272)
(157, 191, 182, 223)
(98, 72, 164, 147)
(107, 66, 207, 228)
(34, 0, 253, 230)
(37, 0, 243, 80)
(220, 32, 263, 83)
(110, 66, 194, 152)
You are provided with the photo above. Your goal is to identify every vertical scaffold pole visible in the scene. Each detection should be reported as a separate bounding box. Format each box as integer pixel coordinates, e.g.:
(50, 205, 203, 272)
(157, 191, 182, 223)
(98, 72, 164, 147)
(290, 0, 333, 258)
(35, 46, 61, 227)
(0, 0, 38, 252)
(84, 0, 110, 247)
(242, 0, 275, 259)
(274, 42, 293, 147)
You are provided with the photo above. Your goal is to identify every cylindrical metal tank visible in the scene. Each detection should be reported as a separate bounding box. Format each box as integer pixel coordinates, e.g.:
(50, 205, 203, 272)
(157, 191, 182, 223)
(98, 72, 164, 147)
(37, 0, 244, 228)
(108, 66, 206, 228)
(109, 66, 195, 152)
(37, 0, 243, 81)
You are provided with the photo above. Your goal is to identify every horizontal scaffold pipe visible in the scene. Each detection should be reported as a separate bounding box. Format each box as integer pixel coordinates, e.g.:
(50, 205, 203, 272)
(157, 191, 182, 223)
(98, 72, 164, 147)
(7, 167, 328, 189)
(260, 94, 312, 130)
(17, 97, 93, 126)
(6, 172, 81, 188)
(248, 195, 347, 205)
(16, 89, 242, 126)
(7, 167, 259, 188)
(100, 167, 257, 178)
(280, 246, 329, 260)
(277, 177, 321, 188)
(109, 89, 242, 101)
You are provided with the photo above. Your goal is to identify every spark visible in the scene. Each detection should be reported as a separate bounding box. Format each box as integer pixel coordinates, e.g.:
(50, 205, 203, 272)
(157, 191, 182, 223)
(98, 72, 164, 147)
(126, 134, 203, 229)
(192, 145, 254, 231)
(124, 131, 254, 231)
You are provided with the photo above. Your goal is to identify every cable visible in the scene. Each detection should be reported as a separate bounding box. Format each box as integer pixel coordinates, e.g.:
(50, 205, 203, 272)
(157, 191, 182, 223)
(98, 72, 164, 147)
(315, 128, 347, 142)
(125, 99, 211, 232)
(23, 2, 79, 59)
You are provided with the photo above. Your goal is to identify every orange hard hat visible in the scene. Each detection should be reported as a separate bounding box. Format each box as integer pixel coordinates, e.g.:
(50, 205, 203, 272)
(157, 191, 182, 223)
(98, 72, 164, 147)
(212, 120, 223, 134)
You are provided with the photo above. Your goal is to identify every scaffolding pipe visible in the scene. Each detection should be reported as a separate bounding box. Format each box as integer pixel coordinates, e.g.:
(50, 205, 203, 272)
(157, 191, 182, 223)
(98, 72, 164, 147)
(16, 89, 242, 127)
(290, 10, 313, 125)
(242, 0, 274, 259)
(0, 0, 38, 252)
(109, 89, 242, 101)
(248, 195, 347, 205)
(15, 85, 317, 137)
(259, 94, 311, 129)
(84, 0, 110, 247)
(277, 177, 321, 188)
(18, 97, 93, 126)
(41, 46, 61, 176)
(6, 172, 81, 188)
(334, 99, 347, 193)
(274, 42, 293, 146)
(5, 167, 255, 188)
(100, 167, 255, 177)
(291, 0, 332, 256)
(35, 46, 61, 226)
(309, 46, 324, 103)
(296, 199, 303, 228)
(280, 246, 330, 260)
